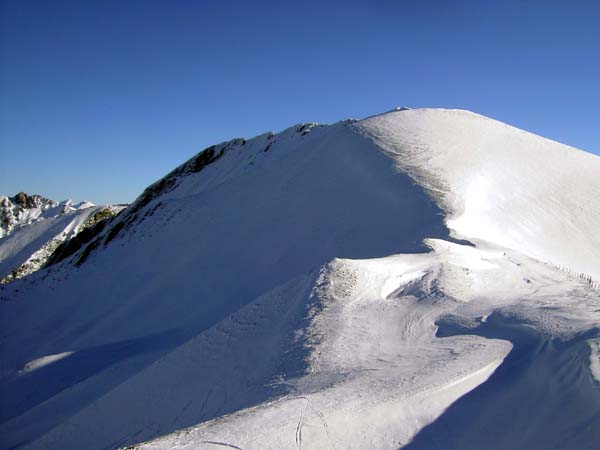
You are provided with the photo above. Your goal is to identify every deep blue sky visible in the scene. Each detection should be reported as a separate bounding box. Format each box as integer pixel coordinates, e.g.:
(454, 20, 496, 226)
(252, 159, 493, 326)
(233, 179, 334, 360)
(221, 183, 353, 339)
(1, 0, 599, 204)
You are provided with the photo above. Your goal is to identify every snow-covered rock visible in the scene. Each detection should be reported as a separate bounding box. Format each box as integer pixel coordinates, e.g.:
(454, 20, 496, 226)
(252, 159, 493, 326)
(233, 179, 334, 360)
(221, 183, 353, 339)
(0, 109, 598, 450)
(0, 193, 125, 284)
(1, 192, 58, 238)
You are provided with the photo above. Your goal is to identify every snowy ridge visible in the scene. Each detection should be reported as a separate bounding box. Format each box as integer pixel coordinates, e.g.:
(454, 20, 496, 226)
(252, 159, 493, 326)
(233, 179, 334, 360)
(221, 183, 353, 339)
(0, 109, 599, 450)
(0, 194, 125, 284)
(358, 109, 600, 281)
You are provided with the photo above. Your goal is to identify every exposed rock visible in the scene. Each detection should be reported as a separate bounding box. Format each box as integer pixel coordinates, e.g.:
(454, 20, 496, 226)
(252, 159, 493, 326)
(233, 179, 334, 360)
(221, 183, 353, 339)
(0, 194, 124, 284)
(0, 193, 58, 238)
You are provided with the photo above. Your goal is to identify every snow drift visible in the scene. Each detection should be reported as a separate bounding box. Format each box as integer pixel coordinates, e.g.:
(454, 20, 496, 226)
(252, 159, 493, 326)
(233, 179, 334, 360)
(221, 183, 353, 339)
(0, 109, 598, 450)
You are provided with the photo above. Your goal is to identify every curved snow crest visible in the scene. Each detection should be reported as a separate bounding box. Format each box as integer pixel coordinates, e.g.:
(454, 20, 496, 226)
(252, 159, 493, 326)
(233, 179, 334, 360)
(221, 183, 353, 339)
(356, 108, 600, 281)
(67, 115, 448, 270)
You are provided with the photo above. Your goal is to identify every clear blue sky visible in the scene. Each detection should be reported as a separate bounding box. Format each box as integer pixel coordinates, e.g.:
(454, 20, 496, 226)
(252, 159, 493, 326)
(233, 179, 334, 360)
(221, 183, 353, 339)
(1, 0, 599, 204)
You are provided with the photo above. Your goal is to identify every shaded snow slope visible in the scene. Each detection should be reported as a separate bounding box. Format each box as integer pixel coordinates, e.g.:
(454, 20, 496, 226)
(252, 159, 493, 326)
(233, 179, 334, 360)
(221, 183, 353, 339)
(0, 109, 599, 450)
(133, 242, 599, 450)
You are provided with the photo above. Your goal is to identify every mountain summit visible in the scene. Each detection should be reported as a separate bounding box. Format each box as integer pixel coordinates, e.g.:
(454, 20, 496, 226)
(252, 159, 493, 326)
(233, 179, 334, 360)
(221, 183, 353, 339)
(1, 109, 599, 450)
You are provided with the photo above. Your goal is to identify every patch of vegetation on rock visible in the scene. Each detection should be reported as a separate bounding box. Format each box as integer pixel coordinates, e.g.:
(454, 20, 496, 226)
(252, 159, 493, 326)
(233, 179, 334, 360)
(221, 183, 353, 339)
(103, 218, 128, 246)
(43, 206, 123, 269)
(61, 141, 232, 267)
(117, 143, 228, 236)
(45, 220, 109, 268)
(75, 237, 102, 266)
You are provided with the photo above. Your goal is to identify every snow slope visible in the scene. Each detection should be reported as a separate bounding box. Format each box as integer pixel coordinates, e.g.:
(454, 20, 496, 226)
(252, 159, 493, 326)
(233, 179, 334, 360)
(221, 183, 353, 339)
(358, 110, 600, 281)
(0, 109, 598, 450)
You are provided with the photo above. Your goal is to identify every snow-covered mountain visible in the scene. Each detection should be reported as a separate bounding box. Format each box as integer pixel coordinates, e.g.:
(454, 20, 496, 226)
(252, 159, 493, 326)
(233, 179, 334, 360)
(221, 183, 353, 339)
(0, 109, 598, 450)
(1, 192, 59, 238)
(0, 193, 125, 284)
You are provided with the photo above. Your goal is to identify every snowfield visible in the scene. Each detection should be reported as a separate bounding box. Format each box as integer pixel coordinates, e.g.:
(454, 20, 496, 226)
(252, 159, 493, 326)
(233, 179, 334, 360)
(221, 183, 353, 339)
(0, 109, 598, 450)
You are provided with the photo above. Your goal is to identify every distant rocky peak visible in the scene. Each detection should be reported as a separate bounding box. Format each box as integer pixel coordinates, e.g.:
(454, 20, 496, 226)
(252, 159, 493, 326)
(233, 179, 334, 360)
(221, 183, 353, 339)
(1, 192, 85, 239)
(8, 192, 57, 210)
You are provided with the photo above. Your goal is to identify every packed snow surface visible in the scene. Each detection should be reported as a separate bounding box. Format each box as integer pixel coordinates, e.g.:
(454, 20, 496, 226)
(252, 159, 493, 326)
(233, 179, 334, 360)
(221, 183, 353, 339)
(0, 109, 598, 450)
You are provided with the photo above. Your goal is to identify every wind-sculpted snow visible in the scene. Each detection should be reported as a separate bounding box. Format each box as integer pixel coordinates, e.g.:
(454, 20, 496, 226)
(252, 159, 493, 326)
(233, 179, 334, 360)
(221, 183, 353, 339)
(358, 109, 600, 281)
(0, 109, 599, 450)
(406, 313, 600, 450)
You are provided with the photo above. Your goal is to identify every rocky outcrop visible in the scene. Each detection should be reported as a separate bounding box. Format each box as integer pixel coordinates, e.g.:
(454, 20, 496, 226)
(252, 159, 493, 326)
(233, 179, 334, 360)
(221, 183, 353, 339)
(0, 193, 58, 238)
